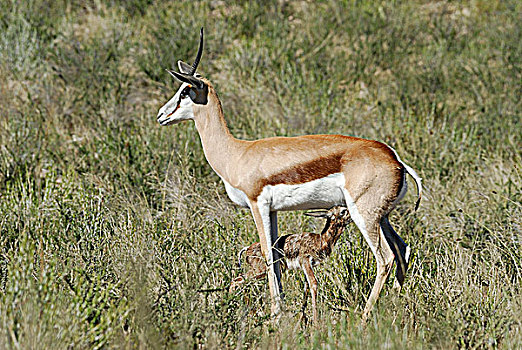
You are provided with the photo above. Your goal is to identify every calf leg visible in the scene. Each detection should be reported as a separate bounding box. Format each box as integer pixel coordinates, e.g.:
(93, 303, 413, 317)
(301, 258, 319, 324)
(299, 278, 310, 324)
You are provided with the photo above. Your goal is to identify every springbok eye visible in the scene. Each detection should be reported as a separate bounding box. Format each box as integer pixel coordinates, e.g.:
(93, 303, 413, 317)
(180, 86, 191, 98)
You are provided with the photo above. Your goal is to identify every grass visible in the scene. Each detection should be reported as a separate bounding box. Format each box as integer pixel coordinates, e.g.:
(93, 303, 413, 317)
(0, 0, 520, 348)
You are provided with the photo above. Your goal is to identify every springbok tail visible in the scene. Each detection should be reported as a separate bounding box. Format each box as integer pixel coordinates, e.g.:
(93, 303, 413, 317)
(237, 246, 249, 268)
(386, 144, 423, 211)
(402, 162, 422, 211)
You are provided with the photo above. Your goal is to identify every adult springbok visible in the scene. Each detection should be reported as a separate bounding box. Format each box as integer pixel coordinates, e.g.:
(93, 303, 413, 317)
(157, 28, 422, 322)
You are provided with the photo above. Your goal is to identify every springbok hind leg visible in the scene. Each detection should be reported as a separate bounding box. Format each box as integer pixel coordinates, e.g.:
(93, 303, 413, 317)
(381, 215, 410, 289)
(343, 188, 394, 322)
(360, 217, 395, 323)
(361, 239, 394, 323)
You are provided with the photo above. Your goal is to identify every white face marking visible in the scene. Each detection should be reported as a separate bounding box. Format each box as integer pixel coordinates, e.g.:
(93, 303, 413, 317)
(257, 173, 346, 211)
(157, 82, 195, 126)
(342, 188, 375, 255)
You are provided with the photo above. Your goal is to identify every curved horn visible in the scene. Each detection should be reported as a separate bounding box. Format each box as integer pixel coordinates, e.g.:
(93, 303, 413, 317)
(189, 27, 204, 76)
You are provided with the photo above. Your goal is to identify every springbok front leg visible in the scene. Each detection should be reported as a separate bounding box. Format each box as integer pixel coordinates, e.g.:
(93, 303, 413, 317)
(249, 201, 283, 317)
(269, 211, 283, 293)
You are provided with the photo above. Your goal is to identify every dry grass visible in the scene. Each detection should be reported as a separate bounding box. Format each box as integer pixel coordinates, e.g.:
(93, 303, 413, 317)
(0, 0, 520, 348)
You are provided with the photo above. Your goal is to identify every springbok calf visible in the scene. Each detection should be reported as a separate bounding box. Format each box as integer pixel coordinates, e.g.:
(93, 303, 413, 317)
(229, 206, 352, 323)
(157, 28, 422, 321)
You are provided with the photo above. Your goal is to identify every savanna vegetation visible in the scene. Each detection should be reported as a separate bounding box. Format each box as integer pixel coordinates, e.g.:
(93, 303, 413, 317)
(0, 0, 520, 348)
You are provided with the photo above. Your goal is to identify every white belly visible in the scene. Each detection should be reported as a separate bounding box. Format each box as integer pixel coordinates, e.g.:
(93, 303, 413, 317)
(223, 179, 250, 208)
(222, 173, 346, 211)
(259, 172, 346, 211)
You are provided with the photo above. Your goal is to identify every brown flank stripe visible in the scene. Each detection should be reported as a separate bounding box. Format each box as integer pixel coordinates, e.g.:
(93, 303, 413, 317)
(253, 152, 344, 199)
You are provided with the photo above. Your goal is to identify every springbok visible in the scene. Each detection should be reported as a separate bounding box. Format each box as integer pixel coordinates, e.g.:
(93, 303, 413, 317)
(157, 28, 422, 321)
(229, 206, 352, 323)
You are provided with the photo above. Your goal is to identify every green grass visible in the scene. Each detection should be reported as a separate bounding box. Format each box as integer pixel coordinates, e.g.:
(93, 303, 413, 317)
(0, 0, 520, 348)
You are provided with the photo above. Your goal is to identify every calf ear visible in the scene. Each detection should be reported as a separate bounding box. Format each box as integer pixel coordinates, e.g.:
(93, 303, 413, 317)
(177, 60, 192, 74)
(305, 210, 327, 218)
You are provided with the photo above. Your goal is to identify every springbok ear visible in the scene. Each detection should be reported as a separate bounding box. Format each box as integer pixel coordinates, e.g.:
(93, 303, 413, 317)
(304, 210, 328, 218)
(177, 60, 192, 74)
(166, 69, 206, 90)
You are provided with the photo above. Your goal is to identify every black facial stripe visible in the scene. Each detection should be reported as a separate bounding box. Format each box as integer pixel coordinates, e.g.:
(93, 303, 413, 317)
(177, 86, 192, 106)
